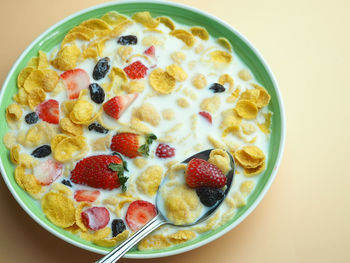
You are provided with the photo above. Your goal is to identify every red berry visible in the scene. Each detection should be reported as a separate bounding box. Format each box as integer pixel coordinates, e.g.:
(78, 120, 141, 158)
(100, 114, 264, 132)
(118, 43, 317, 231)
(186, 158, 227, 188)
(123, 61, 148, 79)
(33, 159, 62, 185)
(81, 207, 110, 230)
(36, 99, 59, 124)
(111, 133, 141, 159)
(155, 144, 175, 158)
(60, 68, 90, 99)
(144, 45, 155, 56)
(74, 190, 100, 202)
(71, 155, 126, 190)
(103, 93, 138, 120)
(199, 111, 212, 124)
(125, 200, 157, 231)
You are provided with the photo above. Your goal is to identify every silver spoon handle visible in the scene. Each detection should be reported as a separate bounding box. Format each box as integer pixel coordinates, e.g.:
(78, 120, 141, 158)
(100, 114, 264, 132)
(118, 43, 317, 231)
(96, 215, 166, 263)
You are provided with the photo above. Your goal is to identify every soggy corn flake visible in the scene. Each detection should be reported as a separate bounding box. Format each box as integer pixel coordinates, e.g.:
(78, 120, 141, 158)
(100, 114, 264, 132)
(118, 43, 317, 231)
(166, 64, 188, 81)
(240, 180, 255, 196)
(162, 108, 175, 120)
(122, 80, 145, 93)
(42, 191, 76, 228)
(10, 144, 21, 164)
(91, 135, 111, 151)
(200, 95, 220, 113)
(75, 202, 91, 232)
(3, 132, 16, 149)
(192, 73, 207, 89)
(149, 68, 176, 94)
(138, 234, 171, 250)
(170, 29, 195, 47)
(170, 51, 186, 64)
(142, 35, 164, 46)
(136, 165, 163, 196)
(133, 157, 148, 169)
(190, 26, 209, 40)
(134, 103, 161, 126)
(233, 192, 246, 208)
(169, 230, 196, 244)
(238, 69, 252, 81)
(24, 122, 58, 147)
(117, 46, 133, 61)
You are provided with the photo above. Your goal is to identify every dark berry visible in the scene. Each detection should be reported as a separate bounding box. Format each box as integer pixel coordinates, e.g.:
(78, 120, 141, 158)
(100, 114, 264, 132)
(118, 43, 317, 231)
(25, 112, 39, 124)
(61, 179, 72, 187)
(88, 123, 109, 134)
(93, 57, 110, 80)
(209, 83, 225, 93)
(155, 144, 175, 158)
(31, 145, 51, 158)
(117, 35, 138, 45)
(89, 83, 105, 104)
(111, 219, 126, 237)
(196, 187, 225, 207)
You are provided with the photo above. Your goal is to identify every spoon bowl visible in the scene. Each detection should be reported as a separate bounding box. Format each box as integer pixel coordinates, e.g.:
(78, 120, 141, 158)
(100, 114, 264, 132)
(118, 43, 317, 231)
(96, 149, 235, 263)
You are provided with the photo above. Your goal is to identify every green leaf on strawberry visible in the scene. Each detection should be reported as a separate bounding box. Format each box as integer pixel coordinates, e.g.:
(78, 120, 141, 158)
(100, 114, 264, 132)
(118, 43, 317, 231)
(138, 144, 150, 156)
(108, 163, 128, 191)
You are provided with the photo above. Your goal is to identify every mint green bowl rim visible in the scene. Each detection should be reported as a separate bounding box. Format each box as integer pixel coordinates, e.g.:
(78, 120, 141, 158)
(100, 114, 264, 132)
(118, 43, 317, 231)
(0, 0, 286, 258)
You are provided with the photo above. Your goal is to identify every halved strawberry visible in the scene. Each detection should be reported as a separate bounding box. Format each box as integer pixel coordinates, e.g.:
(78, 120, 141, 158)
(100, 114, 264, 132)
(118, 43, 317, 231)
(74, 190, 100, 202)
(111, 133, 157, 159)
(125, 200, 157, 231)
(60, 68, 90, 99)
(103, 93, 138, 120)
(186, 158, 227, 188)
(123, 61, 148, 79)
(81, 207, 110, 230)
(36, 99, 59, 124)
(199, 111, 212, 124)
(144, 45, 155, 57)
(33, 159, 63, 185)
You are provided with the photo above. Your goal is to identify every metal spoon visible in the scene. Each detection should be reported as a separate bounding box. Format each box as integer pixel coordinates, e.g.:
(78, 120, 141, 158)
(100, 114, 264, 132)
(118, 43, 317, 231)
(96, 149, 235, 263)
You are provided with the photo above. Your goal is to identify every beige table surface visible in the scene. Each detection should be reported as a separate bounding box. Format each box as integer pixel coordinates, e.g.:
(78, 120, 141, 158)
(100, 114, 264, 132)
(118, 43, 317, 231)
(1, 0, 349, 262)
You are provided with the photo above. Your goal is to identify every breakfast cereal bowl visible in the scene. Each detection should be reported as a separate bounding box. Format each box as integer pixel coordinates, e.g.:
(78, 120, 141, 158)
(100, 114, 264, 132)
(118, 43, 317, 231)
(0, 0, 285, 258)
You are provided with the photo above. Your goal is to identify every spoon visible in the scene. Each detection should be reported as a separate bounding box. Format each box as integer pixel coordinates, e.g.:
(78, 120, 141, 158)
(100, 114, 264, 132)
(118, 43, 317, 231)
(96, 149, 235, 263)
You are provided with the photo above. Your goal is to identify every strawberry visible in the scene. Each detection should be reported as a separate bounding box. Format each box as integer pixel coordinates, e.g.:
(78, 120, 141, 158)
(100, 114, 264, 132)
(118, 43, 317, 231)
(36, 99, 59, 124)
(70, 155, 128, 190)
(74, 190, 100, 202)
(81, 207, 110, 230)
(110, 133, 157, 159)
(103, 93, 138, 120)
(60, 68, 90, 99)
(125, 200, 157, 231)
(123, 61, 148, 79)
(186, 158, 227, 188)
(33, 159, 63, 185)
(198, 111, 212, 124)
(155, 144, 175, 158)
(144, 45, 155, 57)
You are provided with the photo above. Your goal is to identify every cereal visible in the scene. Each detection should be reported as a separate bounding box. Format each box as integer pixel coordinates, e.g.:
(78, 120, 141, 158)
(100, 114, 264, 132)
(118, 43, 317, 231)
(134, 103, 161, 126)
(91, 135, 112, 151)
(200, 95, 221, 113)
(149, 68, 176, 94)
(234, 145, 265, 169)
(176, 97, 190, 108)
(80, 18, 110, 32)
(243, 161, 266, 177)
(234, 100, 258, 120)
(6, 103, 22, 123)
(53, 135, 88, 162)
(24, 122, 58, 147)
(69, 99, 96, 124)
(101, 11, 129, 26)
(117, 46, 133, 61)
(41, 69, 60, 92)
(156, 16, 175, 30)
(142, 36, 164, 46)
(109, 66, 128, 83)
(51, 44, 81, 71)
(207, 135, 226, 149)
(209, 50, 232, 64)
(170, 51, 186, 64)
(208, 149, 231, 174)
(15, 166, 42, 197)
(138, 234, 171, 250)
(192, 73, 207, 89)
(190, 27, 209, 40)
(136, 165, 163, 196)
(162, 108, 175, 120)
(168, 230, 196, 244)
(240, 180, 255, 196)
(132, 11, 159, 29)
(170, 29, 195, 47)
(3, 132, 16, 149)
(17, 67, 34, 88)
(217, 37, 233, 52)
(122, 80, 145, 93)
(166, 64, 188, 81)
(41, 191, 76, 228)
(257, 112, 272, 134)
(218, 73, 234, 89)
(133, 157, 148, 169)
(60, 117, 83, 136)
(38, 51, 49, 69)
(241, 122, 256, 135)
(94, 230, 129, 247)
(238, 69, 252, 81)
(27, 88, 46, 109)
(233, 192, 246, 208)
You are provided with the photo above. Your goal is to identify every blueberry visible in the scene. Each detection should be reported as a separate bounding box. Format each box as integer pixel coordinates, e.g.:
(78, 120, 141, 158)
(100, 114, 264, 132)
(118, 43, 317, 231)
(88, 123, 109, 134)
(111, 219, 126, 237)
(25, 112, 39, 124)
(31, 145, 52, 158)
(196, 187, 224, 207)
(117, 35, 138, 45)
(61, 180, 72, 187)
(93, 57, 110, 80)
(209, 83, 225, 93)
(89, 83, 105, 104)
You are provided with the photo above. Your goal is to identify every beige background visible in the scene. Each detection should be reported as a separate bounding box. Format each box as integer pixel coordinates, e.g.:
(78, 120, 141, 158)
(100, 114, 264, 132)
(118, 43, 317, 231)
(1, 0, 349, 262)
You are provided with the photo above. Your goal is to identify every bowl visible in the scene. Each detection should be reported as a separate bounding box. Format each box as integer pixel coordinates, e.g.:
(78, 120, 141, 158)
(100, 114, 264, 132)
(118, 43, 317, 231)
(0, 0, 285, 258)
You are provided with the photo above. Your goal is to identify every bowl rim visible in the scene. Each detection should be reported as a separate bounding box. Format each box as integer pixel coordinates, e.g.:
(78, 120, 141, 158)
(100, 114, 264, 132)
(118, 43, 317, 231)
(0, 0, 286, 258)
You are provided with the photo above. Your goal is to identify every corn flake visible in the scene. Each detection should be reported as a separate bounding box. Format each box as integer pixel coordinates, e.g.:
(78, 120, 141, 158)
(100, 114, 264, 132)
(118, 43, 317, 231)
(218, 74, 234, 89)
(238, 69, 252, 81)
(234, 145, 265, 169)
(51, 44, 81, 71)
(17, 67, 33, 88)
(53, 135, 88, 162)
(209, 50, 232, 63)
(80, 227, 111, 242)
(208, 149, 231, 174)
(101, 11, 129, 26)
(134, 103, 161, 126)
(240, 180, 255, 196)
(257, 112, 272, 134)
(166, 64, 188, 81)
(138, 234, 171, 250)
(80, 18, 110, 31)
(217, 37, 233, 52)
(60, 117, 83, 136)
(42, 69, 60, 92)
(42, 191, 76, 228)
(192, 73, 207, 89)
(235, 100, 258, 120)
(3, 132, 16, 149)
(190, 26, 209, 40)
(149, 68, 176, 94)
(69, 25, 95, 39)
(69, 99, 96, 124)
(38, 51, 49, 69)
(170, 51, 186, 64)
(156, 16, 175, 30)
(94, 230, 129, 247)
(244, 161, 266, 176)
(75, 202, 91, 232)
(121, 80, 144, 93)
(170, 29, 195, 47)
(132, 11, 159, 29)
(6, 103, 22, 123)
(200, 95, 220, 113)
(136, 165, 163, 197)
(168, 230, 196, 245)
(10, 144, 21, 164)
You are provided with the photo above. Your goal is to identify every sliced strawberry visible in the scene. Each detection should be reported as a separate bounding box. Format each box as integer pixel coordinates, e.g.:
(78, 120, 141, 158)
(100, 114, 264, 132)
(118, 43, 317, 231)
(33, 159, 63, 185)
(199, 111, 212, 124)
(144, 45, 155, 57)
(123, 61, 148, 79)
(103, 93, 138, 120)
(36, 99, 59, 124)
(60, 68, 90, 99)
(74, 190, 100, 202)
(125, 200, 157, 231)
(186, 158, 227, 188)
(155, 144, 175, 158)
(81, 207, 110, 230)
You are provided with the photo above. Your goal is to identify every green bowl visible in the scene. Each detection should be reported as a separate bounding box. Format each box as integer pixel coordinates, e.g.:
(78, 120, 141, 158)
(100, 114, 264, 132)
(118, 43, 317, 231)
(0, 0, 285, 258)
